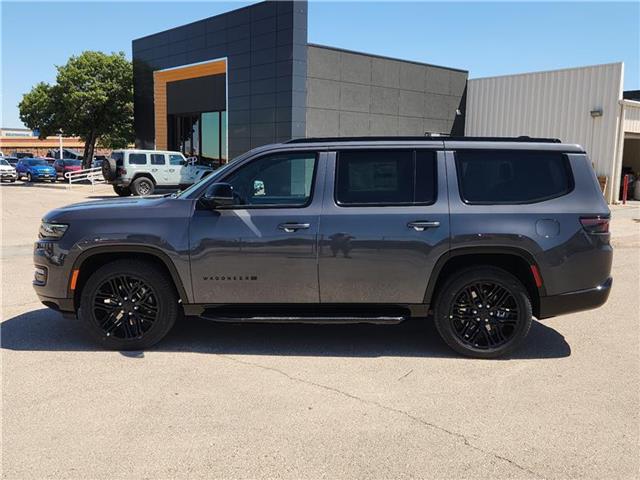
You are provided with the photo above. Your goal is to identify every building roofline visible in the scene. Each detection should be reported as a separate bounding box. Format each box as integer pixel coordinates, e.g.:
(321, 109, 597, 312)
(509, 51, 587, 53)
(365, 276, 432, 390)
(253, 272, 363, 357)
(469, 61, 624, 82)
(307, 43, 468, 73)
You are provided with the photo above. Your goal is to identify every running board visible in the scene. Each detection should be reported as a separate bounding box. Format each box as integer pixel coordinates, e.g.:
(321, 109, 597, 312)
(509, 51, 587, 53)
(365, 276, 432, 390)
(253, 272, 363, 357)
(199, 315, 406, 325)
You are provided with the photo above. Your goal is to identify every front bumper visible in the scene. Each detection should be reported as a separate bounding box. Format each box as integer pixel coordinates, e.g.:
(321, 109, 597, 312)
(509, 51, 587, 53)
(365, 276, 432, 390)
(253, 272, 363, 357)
(32, 171, 56, 180)
(1, 171, 17, 180)
(538, 277, 613, 319)
(33, 240, 76, 315)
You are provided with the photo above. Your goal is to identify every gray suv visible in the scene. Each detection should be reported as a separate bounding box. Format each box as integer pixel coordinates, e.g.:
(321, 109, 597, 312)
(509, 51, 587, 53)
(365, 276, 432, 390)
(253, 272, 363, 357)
(33, 137, 612, 358)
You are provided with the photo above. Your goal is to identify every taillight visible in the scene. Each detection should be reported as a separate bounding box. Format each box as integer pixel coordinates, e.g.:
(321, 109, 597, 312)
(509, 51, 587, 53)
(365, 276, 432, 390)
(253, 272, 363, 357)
(116, 167, 126, 175)
(580, 216, 609, 233)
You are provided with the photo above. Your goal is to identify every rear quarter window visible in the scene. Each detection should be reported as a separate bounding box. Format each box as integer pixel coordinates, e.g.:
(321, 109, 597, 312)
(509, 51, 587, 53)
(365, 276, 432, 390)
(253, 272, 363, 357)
(455, 150, 574, 204)
(128, 153, 147, 165)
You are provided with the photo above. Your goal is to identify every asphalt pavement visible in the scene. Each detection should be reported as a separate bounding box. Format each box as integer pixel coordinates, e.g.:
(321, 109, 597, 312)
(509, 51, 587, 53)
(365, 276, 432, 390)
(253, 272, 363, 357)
(2, 182, 638, 479)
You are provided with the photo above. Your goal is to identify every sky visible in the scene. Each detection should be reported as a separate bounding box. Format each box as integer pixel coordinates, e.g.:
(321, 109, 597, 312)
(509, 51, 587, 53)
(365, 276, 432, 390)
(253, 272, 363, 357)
(1, 1, 639, 128)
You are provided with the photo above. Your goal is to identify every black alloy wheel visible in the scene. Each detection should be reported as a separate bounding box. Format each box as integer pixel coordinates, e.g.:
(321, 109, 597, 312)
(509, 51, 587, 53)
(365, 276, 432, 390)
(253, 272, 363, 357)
(79, 259, 179, 350)
(93, 274, 159, 340)
(448, 282, 519, 350)
(434, 266, 532, 358)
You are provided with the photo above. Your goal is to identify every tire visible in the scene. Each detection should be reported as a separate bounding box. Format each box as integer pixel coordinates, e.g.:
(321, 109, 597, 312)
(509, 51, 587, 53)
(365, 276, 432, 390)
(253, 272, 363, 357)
(101, 158, 117, 181)
(113, 185, 132, 197)
(131, 176, 154, 196)
(26, 172, 33, 183)
(78, 259, 179, 350)
(433, 266, 533, 359)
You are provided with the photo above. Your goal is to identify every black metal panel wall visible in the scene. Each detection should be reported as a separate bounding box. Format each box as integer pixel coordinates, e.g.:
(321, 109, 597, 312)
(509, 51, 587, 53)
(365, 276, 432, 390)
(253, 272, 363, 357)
(132, 0, 308, 159)
(167, 75, 226, 115)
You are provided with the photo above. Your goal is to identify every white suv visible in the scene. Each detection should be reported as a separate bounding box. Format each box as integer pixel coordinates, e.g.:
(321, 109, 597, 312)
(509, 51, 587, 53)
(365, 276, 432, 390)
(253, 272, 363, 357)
(102, 149, 213, 196)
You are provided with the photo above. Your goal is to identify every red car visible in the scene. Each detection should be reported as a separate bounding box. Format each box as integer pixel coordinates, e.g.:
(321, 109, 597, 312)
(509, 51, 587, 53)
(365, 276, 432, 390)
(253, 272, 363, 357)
(53, 159, 83, 181)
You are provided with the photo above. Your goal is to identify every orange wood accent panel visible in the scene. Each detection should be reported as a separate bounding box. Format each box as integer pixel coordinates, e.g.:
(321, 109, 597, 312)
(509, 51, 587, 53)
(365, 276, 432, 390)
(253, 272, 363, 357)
(153, 60, 227, 150)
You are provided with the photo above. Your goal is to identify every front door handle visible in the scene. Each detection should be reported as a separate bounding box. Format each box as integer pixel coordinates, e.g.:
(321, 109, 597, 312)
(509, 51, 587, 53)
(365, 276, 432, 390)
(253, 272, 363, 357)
(407, 220, 440, 231)
(278, 223, 311, 233)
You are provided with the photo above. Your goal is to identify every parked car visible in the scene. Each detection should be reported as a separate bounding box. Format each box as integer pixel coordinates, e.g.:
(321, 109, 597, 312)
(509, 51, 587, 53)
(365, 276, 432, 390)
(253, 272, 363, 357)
(4, 156, 19, 167)
(16, 158, 57, 182)
(101, 149, 213, 196)
(0, 158, 17, 182)
(33, 136, 613, 357)
(53, 159, 83, 180)
(91, 155, 108, 169)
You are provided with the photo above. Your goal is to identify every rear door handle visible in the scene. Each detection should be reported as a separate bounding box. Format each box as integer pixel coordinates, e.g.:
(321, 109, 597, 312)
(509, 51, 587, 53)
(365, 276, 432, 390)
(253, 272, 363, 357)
(407, 220, 440, 231)
(278, 223, 311, 233)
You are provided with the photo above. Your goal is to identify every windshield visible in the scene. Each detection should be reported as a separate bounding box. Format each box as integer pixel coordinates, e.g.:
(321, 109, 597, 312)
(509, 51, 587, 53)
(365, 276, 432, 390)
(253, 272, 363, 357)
(27, 159, 49, 166)
(65, 160, 82, 166)
(0, 159, 9, 166)
(174, 155, 244, 198)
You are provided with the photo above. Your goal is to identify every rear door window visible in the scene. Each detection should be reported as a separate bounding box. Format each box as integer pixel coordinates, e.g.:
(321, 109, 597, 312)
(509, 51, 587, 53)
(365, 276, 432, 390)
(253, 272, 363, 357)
(335, 149, 437, 206)
(128, 153, 147, 165)
(151, 154, 166, 165)
(455, 150, 573, 204)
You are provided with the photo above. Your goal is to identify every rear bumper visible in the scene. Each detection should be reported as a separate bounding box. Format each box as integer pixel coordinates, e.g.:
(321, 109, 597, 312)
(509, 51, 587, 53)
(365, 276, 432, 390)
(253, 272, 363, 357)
(538, 277, 612, 319)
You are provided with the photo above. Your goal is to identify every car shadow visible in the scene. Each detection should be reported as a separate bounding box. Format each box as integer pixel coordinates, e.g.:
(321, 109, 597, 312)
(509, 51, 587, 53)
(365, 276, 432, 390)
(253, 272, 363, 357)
(1, 308, 571, 359)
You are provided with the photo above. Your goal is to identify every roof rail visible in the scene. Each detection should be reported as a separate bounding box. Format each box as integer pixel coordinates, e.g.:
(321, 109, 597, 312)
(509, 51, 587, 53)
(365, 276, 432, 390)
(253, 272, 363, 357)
(285, 136, 562, 144)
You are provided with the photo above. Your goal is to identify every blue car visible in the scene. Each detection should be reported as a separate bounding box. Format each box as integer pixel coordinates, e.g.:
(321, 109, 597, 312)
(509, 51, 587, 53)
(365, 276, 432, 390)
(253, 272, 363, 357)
(16, 158, 57, 183)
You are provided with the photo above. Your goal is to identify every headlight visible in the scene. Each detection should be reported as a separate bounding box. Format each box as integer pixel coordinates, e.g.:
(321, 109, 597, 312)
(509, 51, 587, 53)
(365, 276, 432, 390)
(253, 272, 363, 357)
(39, 222, 68, 239)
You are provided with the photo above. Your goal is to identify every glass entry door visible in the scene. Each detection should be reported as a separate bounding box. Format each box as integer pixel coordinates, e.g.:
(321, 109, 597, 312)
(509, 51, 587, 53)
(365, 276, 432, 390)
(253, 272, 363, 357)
(168, 111, 227, 167)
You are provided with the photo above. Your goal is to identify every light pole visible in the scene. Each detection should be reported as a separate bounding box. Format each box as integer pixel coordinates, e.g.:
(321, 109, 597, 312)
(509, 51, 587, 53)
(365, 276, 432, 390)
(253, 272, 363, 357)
(58, 130, 63, 159)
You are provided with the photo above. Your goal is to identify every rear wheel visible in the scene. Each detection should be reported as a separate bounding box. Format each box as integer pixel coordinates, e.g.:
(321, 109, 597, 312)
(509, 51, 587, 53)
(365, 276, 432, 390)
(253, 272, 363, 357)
(78, 259, 179, 350)
(433, 266, 532, 359)
(131, 177, 154, 196)
(113, 185, 132, 197)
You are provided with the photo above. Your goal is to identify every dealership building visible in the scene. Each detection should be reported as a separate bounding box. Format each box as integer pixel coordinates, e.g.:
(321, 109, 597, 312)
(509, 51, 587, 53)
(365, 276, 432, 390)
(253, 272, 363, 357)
(132, 0, 638, 203)
(132, 0, 467, 163)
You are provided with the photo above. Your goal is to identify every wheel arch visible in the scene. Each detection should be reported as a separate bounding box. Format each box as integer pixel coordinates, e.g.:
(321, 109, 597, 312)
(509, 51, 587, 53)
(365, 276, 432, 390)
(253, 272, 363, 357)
(70, 246, 189, 310)
(425, 247, 544, 318)
(131, 172, 156, 185)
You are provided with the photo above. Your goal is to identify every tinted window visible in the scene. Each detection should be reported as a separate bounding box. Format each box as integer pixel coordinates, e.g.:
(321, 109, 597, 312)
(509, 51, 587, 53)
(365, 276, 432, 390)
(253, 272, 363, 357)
(169, 154, 183, 166)
(111, 151, 124, 166)
(128, 153, 147, 165)
(151, 154, 166, 165)
(225, 153, 317, 207)
(27, 159, 48, 166)
(456, 150, 573, 204)
(336, 150, 436, 206)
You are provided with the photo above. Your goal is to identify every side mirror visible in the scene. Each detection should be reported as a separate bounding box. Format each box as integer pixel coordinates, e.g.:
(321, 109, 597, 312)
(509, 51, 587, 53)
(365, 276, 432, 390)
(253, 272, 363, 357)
(202, 182, 234, 208)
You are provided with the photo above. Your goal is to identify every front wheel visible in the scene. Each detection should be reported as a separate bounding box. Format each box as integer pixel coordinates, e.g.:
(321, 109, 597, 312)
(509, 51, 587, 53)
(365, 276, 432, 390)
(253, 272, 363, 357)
(433, 266, 533, 359)
(78, 259, 179, 350)
(26, 172, 33, 183)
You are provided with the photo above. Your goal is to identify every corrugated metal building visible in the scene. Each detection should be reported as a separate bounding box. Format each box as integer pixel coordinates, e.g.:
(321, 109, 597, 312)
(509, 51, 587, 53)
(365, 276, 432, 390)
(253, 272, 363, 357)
(465, 63, 640, 203)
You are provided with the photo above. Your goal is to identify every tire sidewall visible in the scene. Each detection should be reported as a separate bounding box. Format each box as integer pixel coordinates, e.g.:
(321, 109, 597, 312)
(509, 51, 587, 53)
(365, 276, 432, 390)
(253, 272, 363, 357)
(434, 267, 533, 359)
(78, 260, 178, 350)
(132, 177, 154, 196)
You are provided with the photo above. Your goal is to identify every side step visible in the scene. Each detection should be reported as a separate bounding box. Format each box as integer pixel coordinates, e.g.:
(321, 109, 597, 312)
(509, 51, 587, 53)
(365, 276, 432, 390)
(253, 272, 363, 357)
(199, 315, 406, 325)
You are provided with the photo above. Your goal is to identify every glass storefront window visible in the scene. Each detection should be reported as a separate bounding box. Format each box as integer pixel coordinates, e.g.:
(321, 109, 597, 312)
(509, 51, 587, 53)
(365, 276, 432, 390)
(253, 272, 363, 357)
(201, 112, 220, 161)
(168, 110, 227, 168)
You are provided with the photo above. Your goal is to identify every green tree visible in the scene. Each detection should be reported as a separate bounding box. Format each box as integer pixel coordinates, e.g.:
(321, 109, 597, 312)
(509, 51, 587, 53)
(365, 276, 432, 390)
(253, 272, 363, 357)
(19, 51, 133, 168)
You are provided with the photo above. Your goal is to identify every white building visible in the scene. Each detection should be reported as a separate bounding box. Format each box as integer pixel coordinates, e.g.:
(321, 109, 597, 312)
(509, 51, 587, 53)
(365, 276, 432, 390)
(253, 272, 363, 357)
(465, 62, 640, 203)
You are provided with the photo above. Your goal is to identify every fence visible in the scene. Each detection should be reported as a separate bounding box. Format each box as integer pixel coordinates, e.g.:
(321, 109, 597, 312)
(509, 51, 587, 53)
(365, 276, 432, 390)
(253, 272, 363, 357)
(64, 167, 105, 189)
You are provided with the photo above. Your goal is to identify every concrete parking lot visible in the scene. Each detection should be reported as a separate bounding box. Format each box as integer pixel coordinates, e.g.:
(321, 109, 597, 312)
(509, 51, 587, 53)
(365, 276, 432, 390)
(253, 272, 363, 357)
(2, 181, 639, 479)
